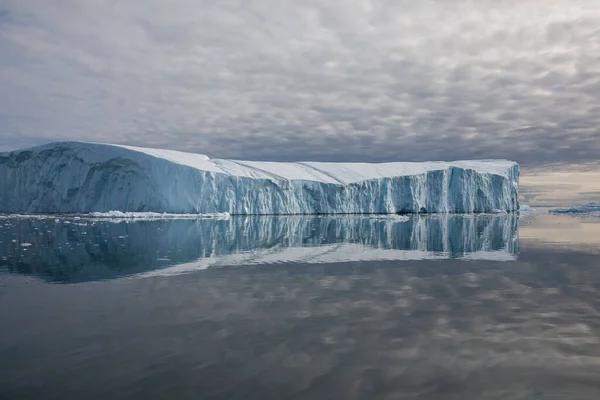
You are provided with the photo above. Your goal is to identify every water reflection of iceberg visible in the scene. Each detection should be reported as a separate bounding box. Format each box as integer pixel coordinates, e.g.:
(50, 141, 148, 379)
(0, 214, 519, 282)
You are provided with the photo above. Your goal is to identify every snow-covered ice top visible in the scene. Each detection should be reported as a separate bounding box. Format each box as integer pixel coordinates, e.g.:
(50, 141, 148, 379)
(110, 142, 516, 184)
(0, 141, 520, 214)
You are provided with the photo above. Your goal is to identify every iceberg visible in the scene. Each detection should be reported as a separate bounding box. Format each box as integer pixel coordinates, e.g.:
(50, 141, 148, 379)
(549, 202, 600, 214)
(519, 204, 533, 212)
(0, 141, 520, 214)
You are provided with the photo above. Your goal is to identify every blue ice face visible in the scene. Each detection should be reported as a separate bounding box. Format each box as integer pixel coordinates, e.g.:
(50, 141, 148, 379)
(0, 142, 519, 214)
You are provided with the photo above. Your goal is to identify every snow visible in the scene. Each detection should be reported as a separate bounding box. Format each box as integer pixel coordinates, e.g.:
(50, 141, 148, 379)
(116, 142, 515, 182)
(104, 141, 517, 182)
(0, 141, 520, 214)
(102, 143, 223, 173)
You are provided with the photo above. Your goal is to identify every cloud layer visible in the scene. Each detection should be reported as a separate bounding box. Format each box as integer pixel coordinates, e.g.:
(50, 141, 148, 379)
(1, 0, 599, 165)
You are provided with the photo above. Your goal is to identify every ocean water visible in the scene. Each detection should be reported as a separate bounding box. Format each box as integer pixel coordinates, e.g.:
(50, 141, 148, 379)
(1, 210, 600, 399)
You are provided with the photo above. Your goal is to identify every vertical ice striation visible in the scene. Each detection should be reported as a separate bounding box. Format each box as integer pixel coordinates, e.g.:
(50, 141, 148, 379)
(0, 142, 519, 214)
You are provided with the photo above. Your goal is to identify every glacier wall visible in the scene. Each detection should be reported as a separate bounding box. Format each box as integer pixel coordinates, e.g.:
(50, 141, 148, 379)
(0, 142, 520, 214)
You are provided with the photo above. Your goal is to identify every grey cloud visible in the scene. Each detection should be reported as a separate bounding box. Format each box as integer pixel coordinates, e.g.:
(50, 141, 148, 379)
(0, 0, 599, 166)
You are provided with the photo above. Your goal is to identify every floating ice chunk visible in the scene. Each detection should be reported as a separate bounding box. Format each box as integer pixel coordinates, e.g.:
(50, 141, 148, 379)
(549, 203, 600, 214)
(0, 211, 230, 221)
(519, 204, 533, 212)
(87, 211, 231, 220)
(365, 214, 410, 221)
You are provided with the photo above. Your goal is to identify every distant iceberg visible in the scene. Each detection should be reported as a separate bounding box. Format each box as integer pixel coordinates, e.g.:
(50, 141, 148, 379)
(0, 141, 520, 214)
(549, 203, 600, 214)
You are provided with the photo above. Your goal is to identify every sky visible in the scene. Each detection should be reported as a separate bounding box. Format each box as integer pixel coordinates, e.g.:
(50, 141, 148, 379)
(0, 0, 599, 173)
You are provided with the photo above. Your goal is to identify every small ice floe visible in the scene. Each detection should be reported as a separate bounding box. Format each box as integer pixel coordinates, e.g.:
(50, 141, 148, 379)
(86, 211, 232, 221)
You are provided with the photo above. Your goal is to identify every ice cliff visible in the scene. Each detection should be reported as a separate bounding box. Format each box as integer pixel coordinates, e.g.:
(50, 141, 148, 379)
(0, 141, 520, 214)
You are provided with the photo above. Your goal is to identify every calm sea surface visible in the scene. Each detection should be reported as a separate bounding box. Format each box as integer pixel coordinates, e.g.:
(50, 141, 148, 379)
(2, 210, 600, 399)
